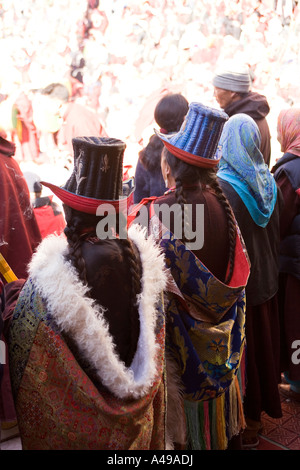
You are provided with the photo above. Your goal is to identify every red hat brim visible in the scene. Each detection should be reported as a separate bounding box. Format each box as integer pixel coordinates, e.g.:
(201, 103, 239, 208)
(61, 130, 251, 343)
(163, 139, 220, 168)
(155, 130, 220, 168)
(41, 181, 131, 215)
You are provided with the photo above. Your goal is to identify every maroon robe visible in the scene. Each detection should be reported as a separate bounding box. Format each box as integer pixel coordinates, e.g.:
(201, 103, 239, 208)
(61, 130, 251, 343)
(0, 137, 41, 281)
(13, 92, 40, 162)
(276, 173, 300, 382)
(0, 137, 41, 425)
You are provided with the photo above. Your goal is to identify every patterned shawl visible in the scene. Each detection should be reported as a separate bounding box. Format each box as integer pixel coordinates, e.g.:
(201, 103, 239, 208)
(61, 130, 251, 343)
(148, 208, 250, 449)
(217, 113, 277, 227)
(7, 228, 167, 450)
(150, 209, 250, 402)
(277, 108, 300, 157)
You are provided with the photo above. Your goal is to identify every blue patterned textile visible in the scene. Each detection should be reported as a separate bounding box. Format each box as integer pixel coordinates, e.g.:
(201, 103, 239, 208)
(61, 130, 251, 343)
(150, 215, 249, 401)
(217, 113, 277, 227)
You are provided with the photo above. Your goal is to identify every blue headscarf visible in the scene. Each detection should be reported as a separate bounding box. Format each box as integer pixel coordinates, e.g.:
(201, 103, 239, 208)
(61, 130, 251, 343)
(217, 113, 277, 228)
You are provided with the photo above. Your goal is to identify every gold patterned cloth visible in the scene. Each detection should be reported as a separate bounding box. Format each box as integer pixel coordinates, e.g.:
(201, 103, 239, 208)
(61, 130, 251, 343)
(7, 228, 167, 450)
(149, 210, 250, 449)
(8, 278, 166, 450)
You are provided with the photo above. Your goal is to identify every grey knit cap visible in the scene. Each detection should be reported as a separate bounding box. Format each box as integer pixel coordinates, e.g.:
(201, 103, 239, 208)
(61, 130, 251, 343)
(212, 63, 251, 93)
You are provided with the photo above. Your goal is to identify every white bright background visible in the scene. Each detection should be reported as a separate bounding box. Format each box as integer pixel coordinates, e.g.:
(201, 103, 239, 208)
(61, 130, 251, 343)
(0, 0, 299, 194)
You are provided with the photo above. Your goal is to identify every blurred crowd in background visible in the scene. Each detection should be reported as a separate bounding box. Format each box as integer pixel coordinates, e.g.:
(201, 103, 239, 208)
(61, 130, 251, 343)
(0, 0, 299, 179)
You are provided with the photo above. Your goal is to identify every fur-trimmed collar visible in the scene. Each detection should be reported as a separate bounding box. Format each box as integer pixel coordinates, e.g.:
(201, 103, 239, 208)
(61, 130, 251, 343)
(28, 224, 167, 400)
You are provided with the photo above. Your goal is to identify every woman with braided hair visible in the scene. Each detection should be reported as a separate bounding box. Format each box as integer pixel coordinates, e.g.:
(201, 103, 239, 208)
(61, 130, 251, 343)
(130, 103, 250, 450)
(159, 147, 237, 285)
(2, 136, 168, 450)
(217, 113, 283, 448)
(62, 205, 142, 369)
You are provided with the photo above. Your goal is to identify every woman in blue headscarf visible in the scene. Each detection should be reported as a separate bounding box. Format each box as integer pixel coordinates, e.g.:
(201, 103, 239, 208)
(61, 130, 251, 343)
(217, 113, 283, 449)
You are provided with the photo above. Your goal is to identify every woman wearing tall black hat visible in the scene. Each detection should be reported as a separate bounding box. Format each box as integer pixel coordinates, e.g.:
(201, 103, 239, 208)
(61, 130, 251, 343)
(130, 103, 251, 450)
(2, 136, 168, 450)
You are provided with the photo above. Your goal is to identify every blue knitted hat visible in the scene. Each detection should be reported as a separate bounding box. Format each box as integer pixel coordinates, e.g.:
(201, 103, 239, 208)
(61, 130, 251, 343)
(155, 102, 228, 168)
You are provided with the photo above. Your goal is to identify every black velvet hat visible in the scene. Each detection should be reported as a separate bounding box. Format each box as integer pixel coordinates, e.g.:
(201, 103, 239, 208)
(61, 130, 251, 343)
(41, 136, 132, 214)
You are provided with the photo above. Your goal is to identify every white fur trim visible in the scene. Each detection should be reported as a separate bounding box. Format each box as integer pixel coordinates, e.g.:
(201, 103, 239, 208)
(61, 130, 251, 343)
(28, 225, 167, 399)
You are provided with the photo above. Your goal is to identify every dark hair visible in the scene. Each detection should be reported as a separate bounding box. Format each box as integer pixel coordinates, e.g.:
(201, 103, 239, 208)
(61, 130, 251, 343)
(139, 134, 164, 171)
(162, 147, 236, 284)
(41, 83, 70, 102)
(139, 93, 189, 172)
(118, 237, 142, 364)
(33, 181, 42, 193)
(154, 93, 189, 133)
(63, 205, 142, 366)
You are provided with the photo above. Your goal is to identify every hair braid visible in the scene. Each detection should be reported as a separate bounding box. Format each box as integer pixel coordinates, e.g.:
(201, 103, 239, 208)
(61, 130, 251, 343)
(119, 238, 142, 366)
(64, 222, 88, 287)
(208, 177, 237, 284)
(174, 177, 190, 244)
(164, 148, 236, 284)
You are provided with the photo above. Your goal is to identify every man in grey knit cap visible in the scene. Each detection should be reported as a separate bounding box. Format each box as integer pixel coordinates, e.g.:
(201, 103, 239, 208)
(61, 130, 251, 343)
(213, 62, 271, 167)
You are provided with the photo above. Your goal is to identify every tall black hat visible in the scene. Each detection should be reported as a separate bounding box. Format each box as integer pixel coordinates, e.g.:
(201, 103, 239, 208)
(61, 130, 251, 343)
(41, 136, 132, 214)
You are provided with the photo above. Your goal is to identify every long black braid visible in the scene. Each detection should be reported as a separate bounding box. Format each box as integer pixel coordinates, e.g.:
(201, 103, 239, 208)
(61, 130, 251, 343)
(64, 209, 90, 286)
(207, 176, 237, 285)
(63, 205, 142, 366)
(163, 148, 236, 284)
(119, 238, 142, 365)
(174, 177, 190, 244)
